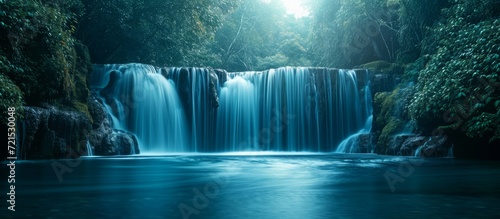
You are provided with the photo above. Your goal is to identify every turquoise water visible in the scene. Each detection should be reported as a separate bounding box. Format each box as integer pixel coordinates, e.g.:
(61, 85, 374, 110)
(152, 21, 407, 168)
(3, 153, 500, 218)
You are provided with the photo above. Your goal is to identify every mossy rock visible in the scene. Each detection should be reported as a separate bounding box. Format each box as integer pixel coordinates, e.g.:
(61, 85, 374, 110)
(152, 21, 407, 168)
(70, 42, 93, 121)
(374, 88, 401, 130)
(373, 87, 413, 153)
(378, 117, 405, 149)
(73, 41, 92, 103)
(72, 101, 92, 123)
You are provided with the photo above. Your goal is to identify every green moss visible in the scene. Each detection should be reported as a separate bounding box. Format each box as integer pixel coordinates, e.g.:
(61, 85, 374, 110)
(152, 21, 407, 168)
(374, 92, 389, 129)
(73, 101, 92, 123)
(359, 61, 392, 71)
(375, 89, 401, 125)
(73, 42, 92, 103)
(379, 117, 404, 147)
(374, 88, 405, 150)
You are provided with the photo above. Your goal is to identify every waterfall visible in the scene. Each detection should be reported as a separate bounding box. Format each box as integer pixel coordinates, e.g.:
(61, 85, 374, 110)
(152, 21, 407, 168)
(216, 75, 259, 151)
(93, 64, 189, 152)
(86, 140, 93, 156)
(336, 70, 374, 153)
(335, 116, 373, 153)
(447, 145, 454, 158)
(91, 64, 372, 153)
(167, 68, 218, 152)
(415, 145, 424, 157)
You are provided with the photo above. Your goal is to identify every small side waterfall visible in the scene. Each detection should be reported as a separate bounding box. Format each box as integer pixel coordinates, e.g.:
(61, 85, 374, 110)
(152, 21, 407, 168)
(447, 145, 454, 158)
(336, 71, 374, 153)
(415, 144, 425, 157)
(86, 140, 93, 156)
(335, 116, 373, 153)
(91, 64, 372, 153)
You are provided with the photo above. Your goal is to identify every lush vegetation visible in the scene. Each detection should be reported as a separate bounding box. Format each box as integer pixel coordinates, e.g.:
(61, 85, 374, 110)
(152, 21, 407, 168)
(408, 0, 500, 157)
(0, 0, 91, 121)
(211, 0, 312, 71)
(77, 0, 239, 66)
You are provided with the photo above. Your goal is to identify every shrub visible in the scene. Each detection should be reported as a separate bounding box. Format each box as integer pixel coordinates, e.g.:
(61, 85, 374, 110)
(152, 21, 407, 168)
(409, 0, 500, 143)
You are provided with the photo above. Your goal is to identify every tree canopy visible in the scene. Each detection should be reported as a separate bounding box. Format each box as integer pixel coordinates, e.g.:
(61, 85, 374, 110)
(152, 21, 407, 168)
(77, 0, 239, 66)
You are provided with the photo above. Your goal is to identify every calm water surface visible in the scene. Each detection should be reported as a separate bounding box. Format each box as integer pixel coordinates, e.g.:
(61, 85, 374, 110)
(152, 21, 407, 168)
(3, 153, 500, 219)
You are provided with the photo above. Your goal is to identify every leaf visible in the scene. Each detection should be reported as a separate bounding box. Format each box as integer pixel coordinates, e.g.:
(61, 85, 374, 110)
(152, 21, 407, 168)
(457, 92, 466, 99)
(495, 100, 500, 109)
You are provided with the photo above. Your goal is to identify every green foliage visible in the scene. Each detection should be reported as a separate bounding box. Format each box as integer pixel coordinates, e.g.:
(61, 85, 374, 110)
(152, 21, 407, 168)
(0, 65, 24, 123)
(212, 0, 312, 71)
(310, 0, 399, 68)
(464, 112, 500, 143)
(255, 53, 290, 70)
(77, 0, 316, 71)
(78, 0, 238, 66)
(308, 0, 451, 67)
(73, 0, 453, 71)
(396, 0, 450, 62)
(0, 0, 85, 105)
(409, 0, 500, 142)
(402, 56, 428, 82)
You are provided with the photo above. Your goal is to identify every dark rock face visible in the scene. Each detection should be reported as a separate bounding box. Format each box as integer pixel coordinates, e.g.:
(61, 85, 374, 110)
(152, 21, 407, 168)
(88, 94, 140, 156)
(88, 91, 107, 129)
(358, 61, 403, 94)
(399, 136, 427, 156)
(372, 74, 395, 94)
(385, 135, 451, 157)
(209, 69, 220, 109)
(165, 67, 221, 111)
(19, 106, 91, 159)
(213, 69, 228, 85)
(19, 94, 140, 159)
(351, 133, 373, 153)
(415, 135, 449, 157)
(96, 130, 139, 155)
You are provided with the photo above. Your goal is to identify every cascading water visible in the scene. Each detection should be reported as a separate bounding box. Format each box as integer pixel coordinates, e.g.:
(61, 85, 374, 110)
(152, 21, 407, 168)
(92, 64, 189, 152)
(335, 115, 373, 153)
(167, 67, 218, 152)
(86, 141, 93, 156)
(91, 64, 372, 153)
(336, 71, 374, 153)
(216, 75, 259, 151)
